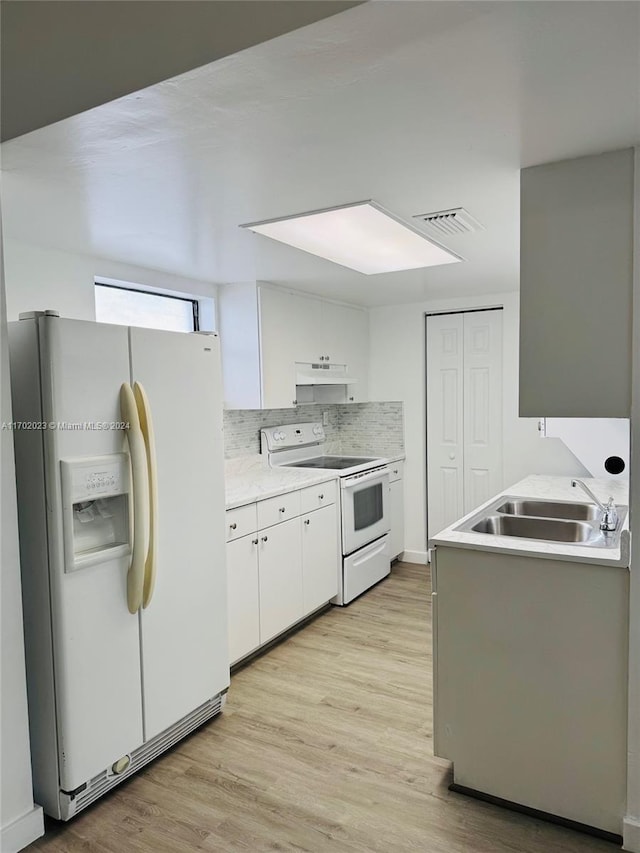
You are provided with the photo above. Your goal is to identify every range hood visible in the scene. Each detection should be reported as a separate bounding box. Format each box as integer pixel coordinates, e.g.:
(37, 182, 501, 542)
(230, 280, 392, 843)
(295, 362, 358, 386)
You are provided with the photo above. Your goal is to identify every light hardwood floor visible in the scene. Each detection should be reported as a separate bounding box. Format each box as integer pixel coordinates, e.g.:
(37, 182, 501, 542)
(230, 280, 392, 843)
(29, 562, 616, 852)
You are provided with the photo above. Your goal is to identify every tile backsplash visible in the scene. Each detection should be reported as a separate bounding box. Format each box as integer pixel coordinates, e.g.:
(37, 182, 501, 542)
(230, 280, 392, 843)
(223, 402, 404, 459)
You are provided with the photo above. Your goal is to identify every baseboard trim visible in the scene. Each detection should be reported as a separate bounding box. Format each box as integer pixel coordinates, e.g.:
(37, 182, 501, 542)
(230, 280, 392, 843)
(401, 549, 429, 565)
(1, 805, 44, 853)
(624, 816, 640, 851)
(450, 784, 622, 846)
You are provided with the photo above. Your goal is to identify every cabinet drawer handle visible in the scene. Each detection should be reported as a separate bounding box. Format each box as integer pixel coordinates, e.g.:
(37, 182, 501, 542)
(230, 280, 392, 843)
(279, 506, 286, 513)
(229, 522, 237, 530)
(261, 536, 268, 542)
(319, 494, 324, 500)
(393, 469, 398, 475)
(304, 519, 310, 526)
(252, 538, 258, 545)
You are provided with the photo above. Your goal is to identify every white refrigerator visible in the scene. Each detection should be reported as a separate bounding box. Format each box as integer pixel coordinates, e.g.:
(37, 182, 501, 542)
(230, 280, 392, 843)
(8, 312, 229, 819)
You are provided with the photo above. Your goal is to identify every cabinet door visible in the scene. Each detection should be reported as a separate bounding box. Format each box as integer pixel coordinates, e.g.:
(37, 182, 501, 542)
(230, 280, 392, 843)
(226, 534, 260, 665)
(323, 302, 369, 401)
(258, 517, 303, 644)
(258, 287, 301, 408)
(519, 148, 633, 417)
(301, 505, 339, 614)
(390, 479, 404, 560)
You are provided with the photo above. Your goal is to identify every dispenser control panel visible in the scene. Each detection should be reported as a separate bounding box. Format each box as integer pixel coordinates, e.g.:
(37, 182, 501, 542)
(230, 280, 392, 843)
(60, 454, 131, 573)
(62, 455, 127, 505)
(84, 469, 120, 495)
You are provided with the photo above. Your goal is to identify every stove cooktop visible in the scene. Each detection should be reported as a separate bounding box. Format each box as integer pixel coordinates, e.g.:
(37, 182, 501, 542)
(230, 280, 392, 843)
(286, 456, 379, 471)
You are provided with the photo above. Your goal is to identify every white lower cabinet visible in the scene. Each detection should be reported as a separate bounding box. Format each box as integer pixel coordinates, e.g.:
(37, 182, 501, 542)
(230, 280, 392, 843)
(226, 484, 339, 665)
(302, 506, 339, 613)
(388, 462, 405, 561)
(226, 534, 260, 664)
(258, 517, 303, 645)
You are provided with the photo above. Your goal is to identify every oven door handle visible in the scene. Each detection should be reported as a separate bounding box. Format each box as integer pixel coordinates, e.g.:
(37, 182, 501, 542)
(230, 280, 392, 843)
(341, 468, 389, 490)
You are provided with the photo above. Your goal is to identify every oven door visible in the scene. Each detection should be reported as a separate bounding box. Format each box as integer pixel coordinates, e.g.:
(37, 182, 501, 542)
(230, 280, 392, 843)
(341, 468, 390, 555)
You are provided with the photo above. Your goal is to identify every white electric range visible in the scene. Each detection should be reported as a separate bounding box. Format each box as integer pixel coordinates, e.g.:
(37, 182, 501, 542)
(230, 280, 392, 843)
(261, 422, 391, 604)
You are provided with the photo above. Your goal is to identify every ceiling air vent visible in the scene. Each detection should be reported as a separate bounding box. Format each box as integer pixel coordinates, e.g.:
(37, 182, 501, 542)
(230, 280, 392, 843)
(413, 207, 483, 237)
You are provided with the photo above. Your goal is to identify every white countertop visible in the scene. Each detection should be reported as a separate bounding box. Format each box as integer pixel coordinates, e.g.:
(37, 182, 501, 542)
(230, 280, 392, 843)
(225, 451, 405, 509)
(224, 456, 340, 510)
(430, 474, 630, 568)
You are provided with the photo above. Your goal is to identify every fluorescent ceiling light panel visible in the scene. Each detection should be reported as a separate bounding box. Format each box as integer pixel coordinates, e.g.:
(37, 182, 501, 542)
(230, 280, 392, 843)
(241, 201, 463, 274)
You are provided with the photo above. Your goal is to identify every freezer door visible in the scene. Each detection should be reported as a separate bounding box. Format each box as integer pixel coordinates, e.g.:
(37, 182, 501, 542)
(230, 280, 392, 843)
(129, 327, 229, 740)
(39, 317, 144, 792)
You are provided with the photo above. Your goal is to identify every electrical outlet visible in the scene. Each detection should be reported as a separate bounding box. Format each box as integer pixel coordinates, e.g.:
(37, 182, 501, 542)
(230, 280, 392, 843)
(322, 410, 329, 427)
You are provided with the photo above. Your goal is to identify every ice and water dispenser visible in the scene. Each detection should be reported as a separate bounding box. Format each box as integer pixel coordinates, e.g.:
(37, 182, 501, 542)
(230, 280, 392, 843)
(60, 454, 131, 572)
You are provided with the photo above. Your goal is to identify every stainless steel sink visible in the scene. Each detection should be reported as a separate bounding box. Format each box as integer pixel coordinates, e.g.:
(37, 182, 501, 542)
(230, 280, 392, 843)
(455, 494, 627, 548)
(470, 515, 597, 543)
(496, 499, 599, 521)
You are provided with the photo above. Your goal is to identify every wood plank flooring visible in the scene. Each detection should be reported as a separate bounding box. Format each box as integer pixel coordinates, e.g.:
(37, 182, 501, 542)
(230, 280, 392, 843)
(29, 562, 616, 852)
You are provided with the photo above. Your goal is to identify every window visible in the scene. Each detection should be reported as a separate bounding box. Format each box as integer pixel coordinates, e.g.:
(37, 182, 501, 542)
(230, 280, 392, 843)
(95, 282, 200, 333)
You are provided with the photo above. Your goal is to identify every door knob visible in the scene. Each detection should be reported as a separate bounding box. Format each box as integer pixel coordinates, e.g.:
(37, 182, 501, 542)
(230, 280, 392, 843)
(261, 536, 268, 542)
(304, 519, 310, 526)
(252, 538, 258, 545)
(229, 522, 237, 530)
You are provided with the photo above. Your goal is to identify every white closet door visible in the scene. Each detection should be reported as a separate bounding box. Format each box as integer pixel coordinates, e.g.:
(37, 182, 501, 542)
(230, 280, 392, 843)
(426, 313, 464, 538)
(463, 310, 503, 513)
(427, 310, 503, 542)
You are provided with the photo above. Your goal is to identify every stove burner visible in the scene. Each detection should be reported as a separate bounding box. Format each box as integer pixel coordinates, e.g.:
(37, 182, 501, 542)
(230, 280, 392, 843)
(286, 456, 379, 471)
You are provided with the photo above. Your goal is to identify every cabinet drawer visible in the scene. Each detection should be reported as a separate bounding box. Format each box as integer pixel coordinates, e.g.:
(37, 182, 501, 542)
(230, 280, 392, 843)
(387, 460, 404, 483)
(257, 490, 301, 529)
(226, 504, 258, 542)
(300, 480, 337, 514)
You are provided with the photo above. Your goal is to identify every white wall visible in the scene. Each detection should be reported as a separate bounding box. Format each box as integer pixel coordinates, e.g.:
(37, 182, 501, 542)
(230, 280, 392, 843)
(0, 233, 44, 850)
(368, 291, 589, 563)
(622, 146, 640, 853)
(3, 238, 219, 322)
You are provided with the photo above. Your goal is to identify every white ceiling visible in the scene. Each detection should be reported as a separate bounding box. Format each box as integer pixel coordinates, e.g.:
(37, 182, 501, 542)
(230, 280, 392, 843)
(2, 1, 639, 307)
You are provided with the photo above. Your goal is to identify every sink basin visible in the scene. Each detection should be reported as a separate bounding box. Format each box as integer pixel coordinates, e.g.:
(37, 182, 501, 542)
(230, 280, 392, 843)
(454, 494, 627, 548)
(470, 515, 597, 543)
(496, 499, 600, 521)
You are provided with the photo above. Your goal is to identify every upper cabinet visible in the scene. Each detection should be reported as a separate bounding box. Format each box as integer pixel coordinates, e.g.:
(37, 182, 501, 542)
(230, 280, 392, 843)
(218, 283, 369, 409)
(519, 148, 635, 418)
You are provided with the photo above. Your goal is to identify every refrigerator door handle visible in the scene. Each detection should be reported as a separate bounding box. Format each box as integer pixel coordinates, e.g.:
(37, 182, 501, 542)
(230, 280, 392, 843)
(134, 382, 158, 609)
(120, 383, 150, 613)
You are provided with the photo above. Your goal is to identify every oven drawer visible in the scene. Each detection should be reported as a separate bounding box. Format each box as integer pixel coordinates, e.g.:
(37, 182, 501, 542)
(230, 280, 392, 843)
(257, 490, 302, 529)
(342, 535, 390, 604)
(300, 480, 337, 514)
(226, 504, 258, 542)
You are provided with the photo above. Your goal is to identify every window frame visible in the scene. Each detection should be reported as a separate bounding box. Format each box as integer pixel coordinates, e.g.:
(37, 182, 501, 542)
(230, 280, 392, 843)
(94, 280, 201, 332)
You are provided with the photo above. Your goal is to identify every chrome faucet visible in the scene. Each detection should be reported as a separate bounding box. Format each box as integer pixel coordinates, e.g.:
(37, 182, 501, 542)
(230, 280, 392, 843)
(571, 479, 619, 531)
